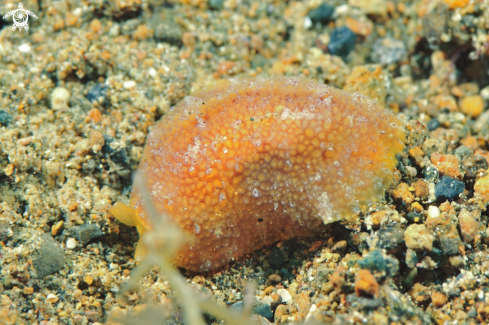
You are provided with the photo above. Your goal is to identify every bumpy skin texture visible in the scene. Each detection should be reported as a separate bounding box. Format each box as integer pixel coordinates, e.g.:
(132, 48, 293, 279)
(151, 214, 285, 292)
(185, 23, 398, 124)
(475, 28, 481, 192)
(126, 77, 405, 272)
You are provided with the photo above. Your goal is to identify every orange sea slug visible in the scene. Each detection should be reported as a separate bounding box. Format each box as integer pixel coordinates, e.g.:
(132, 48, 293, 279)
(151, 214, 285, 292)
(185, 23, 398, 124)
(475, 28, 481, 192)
(111, 77, 406, 272)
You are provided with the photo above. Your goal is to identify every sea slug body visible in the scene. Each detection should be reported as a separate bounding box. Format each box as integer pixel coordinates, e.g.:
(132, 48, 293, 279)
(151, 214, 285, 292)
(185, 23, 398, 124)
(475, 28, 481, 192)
(111, 76, 406, 272)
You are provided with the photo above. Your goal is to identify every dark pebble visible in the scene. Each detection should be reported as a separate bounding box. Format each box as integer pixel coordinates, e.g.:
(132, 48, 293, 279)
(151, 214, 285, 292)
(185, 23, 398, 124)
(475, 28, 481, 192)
(405, 211, 421, 224)
(377, 224, 405, 250)
(71, 224, 104, 245)
(0, 19, 8, 30)
(33, 234, 66, 279)
(358, 249, 399, 277)
(435, 176, 464, 200)
(358, 250, 385, 272)
(402, 267, 417, 290)
(0, 110, 12, 126)
(154, 21, 183, 47)
(439, 235, 462, 255)
(102, 135, 116, 154)
(267, 246, 287, 267)
(86, 83, 108, 104)
(231, 302, 273, 322)
(428, 247, 447, 267)
(462, 155, 488, 179)
(308, 3, 335, 25)
(253, 304, 273, 322)
(423, 166, 439, 182)
(426, 118, 440, 131)
(454, 145, 472, 160)
(328, 26, 357, 59)
(356, 297, 383, 310)
(208, 0, 224, 10)
(103, 135, 129, 165)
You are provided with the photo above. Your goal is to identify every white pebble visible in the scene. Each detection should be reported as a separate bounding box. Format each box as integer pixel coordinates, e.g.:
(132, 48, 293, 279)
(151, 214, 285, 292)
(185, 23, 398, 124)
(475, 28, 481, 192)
(66, 238, 77, 249)
(18, 43, 31, 53)
(406, 166, 417, 178)
(123, 80, 136, 89)
(334, 4, 349, 16)
(305, 304, 317, 322)
(109, 23, 120, 37)
(149, 68, 157, 77)
(277, 288, 292, 303)
(51, 87, 71, 110)
(474, 110, 489, 133)
(110, 283, 120, 292)
(46, 293, 59, 303)
(261, 296, 273, 305)
(427, 206, 440, 219)
(481, 86, 489, 101)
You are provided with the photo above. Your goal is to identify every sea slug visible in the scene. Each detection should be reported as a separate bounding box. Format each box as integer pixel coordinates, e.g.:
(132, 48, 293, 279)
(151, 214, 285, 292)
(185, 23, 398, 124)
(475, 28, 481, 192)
(110, 77, 406, 272)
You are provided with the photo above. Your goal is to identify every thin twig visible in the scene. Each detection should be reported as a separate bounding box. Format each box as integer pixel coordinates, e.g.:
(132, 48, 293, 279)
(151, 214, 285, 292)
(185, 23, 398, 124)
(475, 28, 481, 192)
(122, 172, 256, 325)
(152, 254, 206, 325)
(198, 299, 257, 325)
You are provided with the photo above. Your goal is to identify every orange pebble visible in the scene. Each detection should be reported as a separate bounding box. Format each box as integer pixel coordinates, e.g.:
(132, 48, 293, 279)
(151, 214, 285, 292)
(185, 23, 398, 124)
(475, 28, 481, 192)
(355, 269, 379, 298)
(443, 0, 470, 9)
(100, 51, 111, 60)
(430, 153, 462, 180)
(133, 25, 152, 40)
(65, 12, 78, 27)
(475, 149, 489, 163)
(346, 17, 374, 36)
(88, 108, 102, 123)
(475, 175, 489, 203)
(460, 136, 479, 151)
(460, 95, 484, 118)
(112, 77, 405, 272)
(393, 183, 415, 205)
(433, 94, 458, 112)
(90, 19, 102, 33)
(218, 61, 236, 75)
(431, 291, 448, 308)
